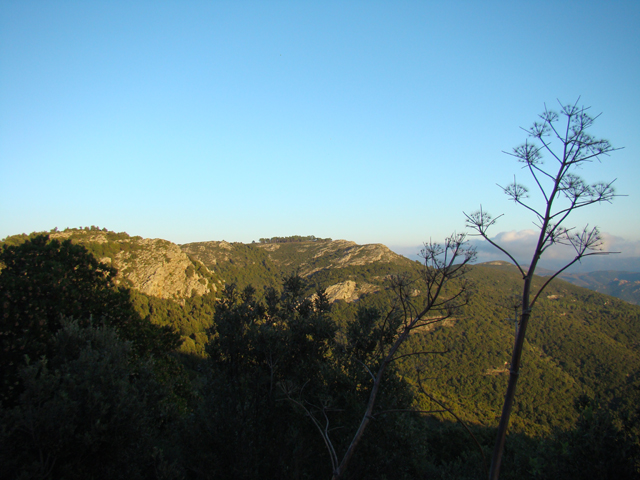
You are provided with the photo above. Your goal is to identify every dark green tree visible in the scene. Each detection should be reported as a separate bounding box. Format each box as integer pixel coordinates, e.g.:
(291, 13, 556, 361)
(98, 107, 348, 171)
(535, 396, 640, 479)
(0, 234, 181, 405)
(184, 276, 339, 479)
(0, 319, 182, 480)
(185, 274, 440, 480)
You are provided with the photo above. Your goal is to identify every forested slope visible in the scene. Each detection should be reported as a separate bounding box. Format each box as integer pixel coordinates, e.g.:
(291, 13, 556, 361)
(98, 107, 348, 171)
(181, 237, 640, 433)
(2, 229, 639, 479)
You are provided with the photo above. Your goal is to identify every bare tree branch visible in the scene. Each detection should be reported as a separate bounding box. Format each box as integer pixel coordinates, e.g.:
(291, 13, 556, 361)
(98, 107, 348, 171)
(330, 234, 476, 480)
(389, 349, 450, 363)
(465, 208, 526, 277)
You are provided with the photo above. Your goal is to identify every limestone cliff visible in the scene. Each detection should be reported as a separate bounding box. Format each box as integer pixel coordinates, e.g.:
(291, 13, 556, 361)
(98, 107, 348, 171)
(110, 238, 212, 299)
(323, 280, 381, 303)
(51, 230, 214, 299)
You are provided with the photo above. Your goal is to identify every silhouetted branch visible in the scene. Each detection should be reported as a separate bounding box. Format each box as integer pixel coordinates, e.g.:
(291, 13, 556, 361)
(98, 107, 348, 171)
(470, 100, 622, 480)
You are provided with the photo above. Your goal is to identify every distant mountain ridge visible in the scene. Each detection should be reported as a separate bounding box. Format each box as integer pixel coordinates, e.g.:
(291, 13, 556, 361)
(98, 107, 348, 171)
(475, 261, 640, 305)
(2, 227, 640, 434)
(181, 238, 410, 303)
(1, 228, 219, 299)
(3, 229, 638, 305)
(555, 270, 640, 305)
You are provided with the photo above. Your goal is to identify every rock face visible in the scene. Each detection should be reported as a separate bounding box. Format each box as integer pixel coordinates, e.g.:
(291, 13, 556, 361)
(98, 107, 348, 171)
(179, 241, 239, 267)
(254, 239, 407, 277)
(322, 280, 381, 303)
(179, 238, 414, 302)
(27, 231, 411, 302)
(311, 241, 397, 265)
(51, 230, 213, 299)
(181, 239, 406, 276)
(297, 241, 402, 276)
(112, 238, 212, 299)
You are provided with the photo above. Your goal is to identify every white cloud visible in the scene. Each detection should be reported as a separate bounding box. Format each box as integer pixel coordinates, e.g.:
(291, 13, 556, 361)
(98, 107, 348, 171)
(470, 230, 640, 272)
(390, 230, 640, 273)
(599, 232, 640, 257)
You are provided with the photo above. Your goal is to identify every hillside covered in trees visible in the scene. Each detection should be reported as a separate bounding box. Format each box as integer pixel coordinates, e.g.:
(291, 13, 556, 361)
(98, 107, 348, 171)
(1, 228, 639, 479)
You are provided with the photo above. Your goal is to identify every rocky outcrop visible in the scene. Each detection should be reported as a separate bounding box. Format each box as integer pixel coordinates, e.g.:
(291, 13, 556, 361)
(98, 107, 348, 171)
(256, 239, 407, 277)
(323, 280, 381, 303)
(51, 231, 213, 299)
(181, 238, 414, 296)
(36, 232, 410, 300)
(313, 241, 399, 266)
(112, 238, 212, 299)
(180, 241, 239, 266)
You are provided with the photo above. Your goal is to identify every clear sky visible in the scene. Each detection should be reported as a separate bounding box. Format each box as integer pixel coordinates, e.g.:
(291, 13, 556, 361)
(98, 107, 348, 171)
(1, 1, 639, 268)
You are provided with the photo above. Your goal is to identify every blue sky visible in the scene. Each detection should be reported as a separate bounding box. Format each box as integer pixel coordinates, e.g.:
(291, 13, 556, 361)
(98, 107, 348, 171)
(1, 1, 639, 268)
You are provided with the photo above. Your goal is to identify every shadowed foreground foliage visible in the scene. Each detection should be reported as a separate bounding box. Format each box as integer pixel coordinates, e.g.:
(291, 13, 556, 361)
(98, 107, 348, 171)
(0, 235, 183, 406)
(1, 320, 183, 480)
(1, 234, 639, 479)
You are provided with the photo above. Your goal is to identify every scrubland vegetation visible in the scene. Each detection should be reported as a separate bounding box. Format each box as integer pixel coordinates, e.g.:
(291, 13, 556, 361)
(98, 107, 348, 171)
(1, 231, 638, 479)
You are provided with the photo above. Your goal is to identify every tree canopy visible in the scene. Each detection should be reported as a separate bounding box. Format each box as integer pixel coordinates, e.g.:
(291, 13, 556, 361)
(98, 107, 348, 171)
(0, 234, 181, 405)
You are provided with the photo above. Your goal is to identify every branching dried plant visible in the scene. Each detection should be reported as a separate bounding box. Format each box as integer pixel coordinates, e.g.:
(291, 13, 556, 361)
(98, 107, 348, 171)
(464, 99, 622, 480)
(282, 234, 475, 480)
(329, 233, 475, 480)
